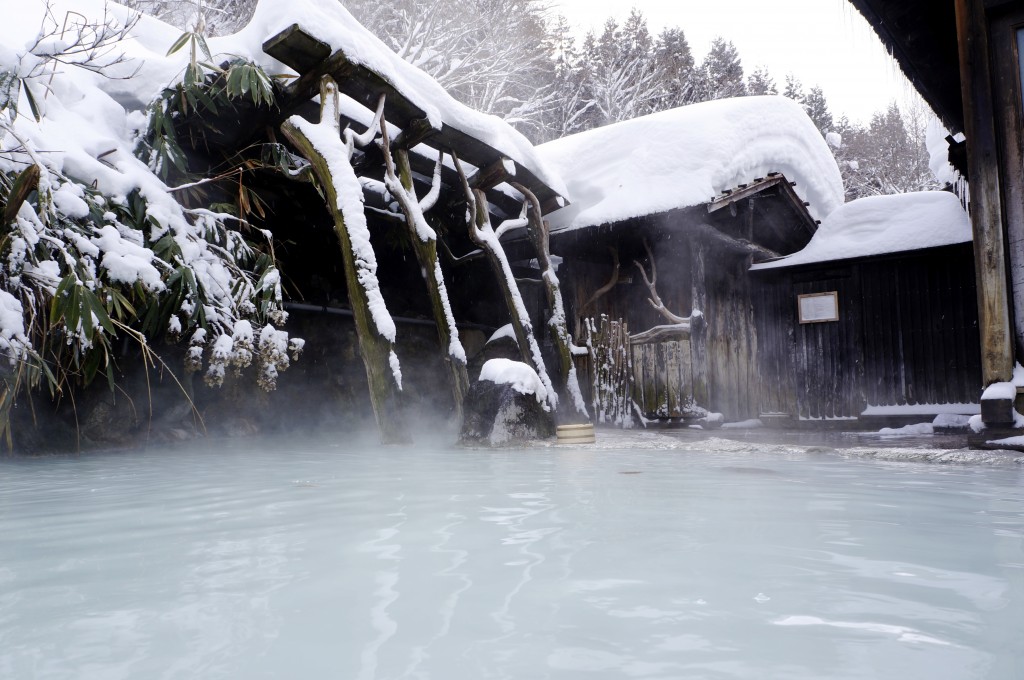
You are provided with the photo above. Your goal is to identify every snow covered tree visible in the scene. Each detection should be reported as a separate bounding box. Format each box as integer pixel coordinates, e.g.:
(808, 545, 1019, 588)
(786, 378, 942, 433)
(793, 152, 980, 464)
(831, 102, 940, 200)
(578, 12, 662, 127)
(122, 0, 257, 35)
(534, 17, 586, 140)
(696, 38, 746, 101)
(746, 66, 777, 96)
(782, 74, 804, 101)
(802, 85, 834, 136)
(652, 26, 698, 109)
(342, 0, 556, 140)
(0, 3, 301, 445)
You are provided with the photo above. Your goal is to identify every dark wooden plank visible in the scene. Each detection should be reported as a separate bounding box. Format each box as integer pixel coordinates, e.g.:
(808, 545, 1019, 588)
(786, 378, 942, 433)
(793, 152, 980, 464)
(263, 24, 332, 73)
(707, 176, 783, 213)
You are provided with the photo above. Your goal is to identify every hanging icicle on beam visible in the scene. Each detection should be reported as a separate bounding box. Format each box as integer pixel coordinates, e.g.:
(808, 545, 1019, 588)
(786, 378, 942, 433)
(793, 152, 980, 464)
(280, 76, 409, 445)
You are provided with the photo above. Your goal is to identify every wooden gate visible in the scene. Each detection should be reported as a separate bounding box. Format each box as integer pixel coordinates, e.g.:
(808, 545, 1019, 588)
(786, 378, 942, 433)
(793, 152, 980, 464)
(630, 326, 702, 421)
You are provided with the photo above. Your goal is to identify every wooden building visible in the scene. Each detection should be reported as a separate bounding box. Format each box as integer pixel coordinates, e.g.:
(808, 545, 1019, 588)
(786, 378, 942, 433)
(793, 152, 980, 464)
(750, 192, 981, 424)
(847, 0, 1024, 425)
(529, 96, 847, 423)
(549, 174, 819, 422)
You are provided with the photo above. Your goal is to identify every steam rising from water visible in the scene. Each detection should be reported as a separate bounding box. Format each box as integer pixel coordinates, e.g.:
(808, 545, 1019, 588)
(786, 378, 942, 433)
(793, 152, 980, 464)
(1, 436, 1022, 679)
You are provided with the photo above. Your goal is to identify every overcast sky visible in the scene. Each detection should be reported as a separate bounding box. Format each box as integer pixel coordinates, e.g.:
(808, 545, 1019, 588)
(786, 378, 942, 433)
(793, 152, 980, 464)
(548, 0, 918, 124)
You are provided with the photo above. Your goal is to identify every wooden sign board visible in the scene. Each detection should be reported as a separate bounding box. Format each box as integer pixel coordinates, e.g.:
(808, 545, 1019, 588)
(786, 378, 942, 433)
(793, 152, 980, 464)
(798, 291, 839, 324)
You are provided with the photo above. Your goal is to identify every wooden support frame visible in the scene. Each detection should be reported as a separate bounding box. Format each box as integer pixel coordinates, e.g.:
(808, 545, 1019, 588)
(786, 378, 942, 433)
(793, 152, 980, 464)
(263, 24, 566, 216)
(954, 0, 1015, 392)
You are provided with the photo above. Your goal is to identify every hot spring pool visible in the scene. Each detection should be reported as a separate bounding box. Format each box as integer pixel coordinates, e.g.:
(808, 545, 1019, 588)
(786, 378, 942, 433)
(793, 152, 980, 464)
(1, 435, 1022, 679)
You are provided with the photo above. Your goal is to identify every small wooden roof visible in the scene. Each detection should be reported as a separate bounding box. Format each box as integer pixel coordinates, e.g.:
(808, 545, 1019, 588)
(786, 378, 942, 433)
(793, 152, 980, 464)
(263, 24, 567, 219)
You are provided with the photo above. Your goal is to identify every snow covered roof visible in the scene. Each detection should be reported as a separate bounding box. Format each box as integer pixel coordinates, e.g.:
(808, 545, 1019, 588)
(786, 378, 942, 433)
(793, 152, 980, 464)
(750, 191, 971, 270)
(228, 0, 567, 202)
(535, 96, 845, 232)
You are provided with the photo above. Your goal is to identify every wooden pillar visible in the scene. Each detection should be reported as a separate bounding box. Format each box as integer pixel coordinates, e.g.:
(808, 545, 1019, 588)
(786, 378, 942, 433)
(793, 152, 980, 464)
(690, 235, 709, 408)
(280, 77, 409, 445)
(389, 146, 470, 422)
(955, 0, 1015, 393)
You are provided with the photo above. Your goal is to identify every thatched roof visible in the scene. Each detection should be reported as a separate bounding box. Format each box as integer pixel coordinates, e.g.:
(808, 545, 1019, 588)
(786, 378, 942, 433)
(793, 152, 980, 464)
(847, 0, 963, 131)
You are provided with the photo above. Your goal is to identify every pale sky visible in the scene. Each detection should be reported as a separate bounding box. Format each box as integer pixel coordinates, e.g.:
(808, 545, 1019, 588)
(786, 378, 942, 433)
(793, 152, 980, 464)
(548, 0, 920, 124)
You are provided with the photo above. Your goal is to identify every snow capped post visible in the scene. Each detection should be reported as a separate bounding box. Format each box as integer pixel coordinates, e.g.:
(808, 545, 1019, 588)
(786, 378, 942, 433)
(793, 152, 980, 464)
(511, 181, 588, 420)
(280, 76, 408, 445)
(379, 122, 470, 422)
(453, 154, 558, 413)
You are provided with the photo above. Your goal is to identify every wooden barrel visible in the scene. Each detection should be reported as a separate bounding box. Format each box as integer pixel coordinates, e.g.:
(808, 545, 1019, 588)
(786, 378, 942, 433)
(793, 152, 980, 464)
(556, 423, 596, 444)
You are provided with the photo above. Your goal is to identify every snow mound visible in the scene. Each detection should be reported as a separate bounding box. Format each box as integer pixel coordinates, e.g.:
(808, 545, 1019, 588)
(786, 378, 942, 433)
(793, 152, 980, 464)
(479, 358, 548, 403)
(877, 423, 934, 436)
(926, 120, 962, 187)
(487, 323, 516, 344)
(752, 191, 970, 270)
(536, 95, 844, 231)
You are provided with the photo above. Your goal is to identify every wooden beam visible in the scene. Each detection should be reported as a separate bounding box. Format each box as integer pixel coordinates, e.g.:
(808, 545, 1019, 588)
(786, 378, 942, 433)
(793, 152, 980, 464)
(263, 24, 331, 73)
(707, 176, 783, 212)
(469, 158, 515, 191)
(955, 0, 1015, 391)
(263, 25, 566, 216)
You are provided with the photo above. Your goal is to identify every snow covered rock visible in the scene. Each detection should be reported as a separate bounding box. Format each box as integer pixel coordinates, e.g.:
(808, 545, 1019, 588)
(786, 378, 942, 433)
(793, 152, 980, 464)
(460, 359, 555, 445)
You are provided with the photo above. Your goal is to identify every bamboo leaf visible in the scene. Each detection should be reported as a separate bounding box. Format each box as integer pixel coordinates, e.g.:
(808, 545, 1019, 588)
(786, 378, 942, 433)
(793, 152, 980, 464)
(23, 83, 41, 122)
(0, 70, 20, 117)
(166, 31, 192, 56)
(196, 34, 213, 61)
(3, 164, 40, 226)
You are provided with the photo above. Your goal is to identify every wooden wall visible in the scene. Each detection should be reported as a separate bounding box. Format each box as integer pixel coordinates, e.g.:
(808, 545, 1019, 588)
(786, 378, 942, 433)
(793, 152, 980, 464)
(752, 244, 982, 420)
(558, 227, 762, 421)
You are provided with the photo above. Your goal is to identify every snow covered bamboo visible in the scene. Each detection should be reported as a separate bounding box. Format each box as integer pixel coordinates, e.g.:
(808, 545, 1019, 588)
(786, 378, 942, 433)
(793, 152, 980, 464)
(280, 76, 408, 444)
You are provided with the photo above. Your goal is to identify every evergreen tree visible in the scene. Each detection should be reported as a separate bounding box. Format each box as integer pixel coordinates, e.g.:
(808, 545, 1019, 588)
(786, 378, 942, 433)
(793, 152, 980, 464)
(579, 11, 661, 127)
(801, 85, 834, 135)
(539, 15, 593, 140)
(699, 37, 746, 100)
(652, 26, 697, 109)
(782, 74, 804, 101)
(835, 101, 940, 200)
(746, 66, 777, 96)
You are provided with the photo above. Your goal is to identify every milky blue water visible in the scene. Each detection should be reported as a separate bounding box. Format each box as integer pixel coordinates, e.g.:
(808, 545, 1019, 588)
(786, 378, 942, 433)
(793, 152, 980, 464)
(1, 436, 1022, 679)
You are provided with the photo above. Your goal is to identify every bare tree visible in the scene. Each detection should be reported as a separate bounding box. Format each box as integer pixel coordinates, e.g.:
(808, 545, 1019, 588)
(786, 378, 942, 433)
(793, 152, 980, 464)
(343, 0, 556, 139)
(121, 0, 256, 36)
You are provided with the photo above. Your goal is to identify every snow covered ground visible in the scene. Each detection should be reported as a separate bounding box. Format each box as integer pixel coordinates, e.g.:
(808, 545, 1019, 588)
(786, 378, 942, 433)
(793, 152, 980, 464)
(531, 430, 1024, 465)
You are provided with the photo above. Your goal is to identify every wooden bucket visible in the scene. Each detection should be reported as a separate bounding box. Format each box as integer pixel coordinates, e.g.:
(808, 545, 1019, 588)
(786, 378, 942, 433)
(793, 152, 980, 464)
(556, 423, 596, 444)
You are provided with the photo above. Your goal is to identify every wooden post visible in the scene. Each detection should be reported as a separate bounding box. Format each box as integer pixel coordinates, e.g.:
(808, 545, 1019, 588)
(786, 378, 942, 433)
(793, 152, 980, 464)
(690, 235, 710, 409)
(512, 182, 589, 421)
(380, 126, 470, 422)
(452, 155, 558, 412)
(954, 0, 1015, 397)
(280, 77, 409, 444)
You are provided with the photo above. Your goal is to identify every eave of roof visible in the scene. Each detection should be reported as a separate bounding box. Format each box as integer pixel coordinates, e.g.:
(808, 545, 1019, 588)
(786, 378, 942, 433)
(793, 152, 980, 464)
(846, 0, 963, 131)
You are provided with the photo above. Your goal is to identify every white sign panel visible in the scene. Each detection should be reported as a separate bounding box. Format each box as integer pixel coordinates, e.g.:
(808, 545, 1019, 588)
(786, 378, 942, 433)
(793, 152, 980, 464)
(798, 292, 839, 324)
